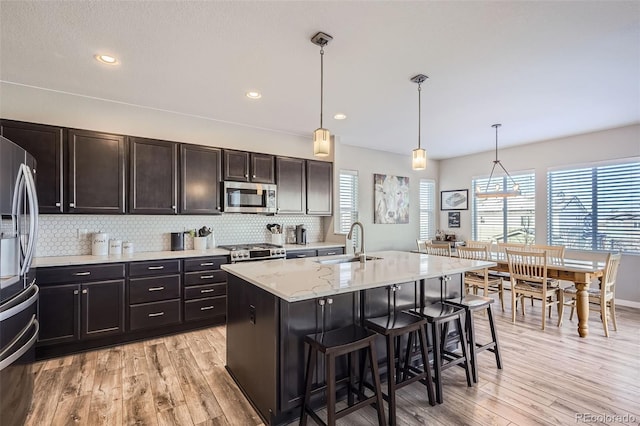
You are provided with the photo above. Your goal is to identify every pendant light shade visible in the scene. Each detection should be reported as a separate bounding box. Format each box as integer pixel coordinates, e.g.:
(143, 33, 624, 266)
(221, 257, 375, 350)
(475, 124, 522, 198)
(311, 32, 333, 157)
(411, 74, 428, 170)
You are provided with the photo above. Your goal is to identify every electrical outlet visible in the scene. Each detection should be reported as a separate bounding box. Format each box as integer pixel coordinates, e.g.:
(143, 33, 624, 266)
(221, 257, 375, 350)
(77, 228, 88, 239)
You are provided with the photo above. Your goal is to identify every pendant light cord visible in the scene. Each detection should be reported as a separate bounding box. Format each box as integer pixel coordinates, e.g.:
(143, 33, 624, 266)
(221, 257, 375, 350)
(418, 82, 422, 149)
(320, 46, 324, 129)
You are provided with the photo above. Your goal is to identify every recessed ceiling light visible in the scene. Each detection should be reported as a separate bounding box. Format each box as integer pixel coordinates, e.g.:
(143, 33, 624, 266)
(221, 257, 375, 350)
(334, 113, 347, 120)
(95, 54, 117, 65)
(246, 91, 262, 99)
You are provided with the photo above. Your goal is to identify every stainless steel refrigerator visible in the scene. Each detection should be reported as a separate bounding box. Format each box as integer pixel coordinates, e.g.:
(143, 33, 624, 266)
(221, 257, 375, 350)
(0, 135, 39, 426)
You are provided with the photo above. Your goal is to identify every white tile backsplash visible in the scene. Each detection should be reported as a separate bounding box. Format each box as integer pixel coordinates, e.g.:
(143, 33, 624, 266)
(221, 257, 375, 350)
(36, 214, 323, 257)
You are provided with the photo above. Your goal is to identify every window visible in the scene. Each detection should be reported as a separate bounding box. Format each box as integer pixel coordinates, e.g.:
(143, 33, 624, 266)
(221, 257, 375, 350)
(336, 169, 358, 234)
(472, 172, 535, 243)
(419, 179, 436, 240)
(548, 160, 640, 253)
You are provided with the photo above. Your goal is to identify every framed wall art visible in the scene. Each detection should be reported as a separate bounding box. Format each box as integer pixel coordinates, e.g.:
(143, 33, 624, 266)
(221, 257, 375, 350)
(448, 211, 461, 228)
(374, 173, 409, 224)
(440, 189, 468, 210)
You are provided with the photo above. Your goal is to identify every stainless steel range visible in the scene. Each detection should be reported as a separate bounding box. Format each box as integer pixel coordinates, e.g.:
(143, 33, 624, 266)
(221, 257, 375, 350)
(218, 243, 286, 263)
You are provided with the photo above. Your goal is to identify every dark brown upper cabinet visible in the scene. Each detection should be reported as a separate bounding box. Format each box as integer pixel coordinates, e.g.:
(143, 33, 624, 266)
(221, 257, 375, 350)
(306, 160, 333, 216)
(1, 119, 64, 213)
(129, 137, 178, 214)
(180, 144, 222, 214)
(67, 129, 126, 214)
(224, 150, 275, 184)
(276, 157, 306, 214)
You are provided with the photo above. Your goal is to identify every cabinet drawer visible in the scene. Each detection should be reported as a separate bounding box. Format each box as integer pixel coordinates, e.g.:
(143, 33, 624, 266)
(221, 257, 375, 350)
(286, 249, 317, 259)
(316, 247, 345, 257)
(184, 296, 226, 322)
(129, 275, 181, 304)
(129, 260, 181, 277)
(184, 270, 226, 286)
(184, 283, 226, 300)
(37, 263, 125, 285)
(129, 299, 181, 331)
(183, 256, 228, 272)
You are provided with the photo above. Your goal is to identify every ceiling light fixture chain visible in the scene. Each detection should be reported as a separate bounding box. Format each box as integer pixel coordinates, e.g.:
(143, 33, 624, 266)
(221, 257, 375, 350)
(311, 31, 333, 157)
(411, 73, 428, 170)
(476, 123, 522, 198)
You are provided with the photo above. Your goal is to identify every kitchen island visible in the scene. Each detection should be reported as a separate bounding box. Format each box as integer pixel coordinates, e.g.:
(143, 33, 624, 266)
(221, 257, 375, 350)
(221, 250, 495, 425)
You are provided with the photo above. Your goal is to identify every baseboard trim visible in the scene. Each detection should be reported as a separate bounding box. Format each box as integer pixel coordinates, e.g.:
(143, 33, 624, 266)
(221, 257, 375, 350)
(616, 299, 640, 309)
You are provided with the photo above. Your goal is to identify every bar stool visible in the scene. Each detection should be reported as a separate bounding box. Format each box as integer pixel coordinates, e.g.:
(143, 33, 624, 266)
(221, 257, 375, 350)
(408, 279, 473, 404)
(300, 323, 386, 426)
(445, 293, 502, 384)
(364, 284, 435, 425)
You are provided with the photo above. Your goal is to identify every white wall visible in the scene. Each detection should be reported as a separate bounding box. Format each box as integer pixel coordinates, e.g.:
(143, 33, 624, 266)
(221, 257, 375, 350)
(439, 124, 640, 304)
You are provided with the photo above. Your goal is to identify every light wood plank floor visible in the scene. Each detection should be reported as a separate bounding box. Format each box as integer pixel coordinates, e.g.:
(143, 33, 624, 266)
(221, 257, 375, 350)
(26, 303, 640, 426)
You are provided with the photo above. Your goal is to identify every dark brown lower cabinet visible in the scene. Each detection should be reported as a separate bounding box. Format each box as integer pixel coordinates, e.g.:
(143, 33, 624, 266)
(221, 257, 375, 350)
(38, 279, 125, 345)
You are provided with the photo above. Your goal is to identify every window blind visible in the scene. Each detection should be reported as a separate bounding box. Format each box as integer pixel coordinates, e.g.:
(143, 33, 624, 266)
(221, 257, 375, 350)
(548, 161, 640, 253)
(419, 179, 435, 240)
(472, 172, 535, 243)
(337, 169, 359, 234)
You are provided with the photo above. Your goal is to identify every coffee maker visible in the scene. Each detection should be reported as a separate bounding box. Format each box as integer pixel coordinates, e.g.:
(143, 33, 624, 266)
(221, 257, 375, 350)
(295, 225, 307, 245)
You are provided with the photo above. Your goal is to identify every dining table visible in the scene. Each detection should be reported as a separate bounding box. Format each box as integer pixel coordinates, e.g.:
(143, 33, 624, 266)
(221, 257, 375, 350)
(488, 253, 606, 338)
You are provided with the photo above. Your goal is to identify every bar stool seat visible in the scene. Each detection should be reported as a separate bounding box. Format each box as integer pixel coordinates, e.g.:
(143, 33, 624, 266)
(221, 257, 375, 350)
(300, 324, 386, 426)
(408, 302, 473, 404)
(364, 310, 435, 425)
(446, 294, 503, 383)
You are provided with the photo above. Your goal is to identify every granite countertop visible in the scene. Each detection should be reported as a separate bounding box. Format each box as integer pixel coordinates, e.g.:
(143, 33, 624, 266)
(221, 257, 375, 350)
(33, 242, 346, 268)
(221, 250, 496, 302)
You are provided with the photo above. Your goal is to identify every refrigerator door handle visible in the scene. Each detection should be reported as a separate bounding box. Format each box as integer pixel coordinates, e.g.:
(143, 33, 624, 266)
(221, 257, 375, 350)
(0, 316, 39, 371)
(20, 164, 39, 277)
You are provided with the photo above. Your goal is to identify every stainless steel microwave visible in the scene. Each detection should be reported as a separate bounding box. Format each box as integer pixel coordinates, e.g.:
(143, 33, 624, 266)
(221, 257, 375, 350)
(223, 181, 277, 214)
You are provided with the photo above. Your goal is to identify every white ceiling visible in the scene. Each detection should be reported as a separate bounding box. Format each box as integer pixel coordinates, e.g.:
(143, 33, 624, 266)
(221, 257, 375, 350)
(1, 1, 638, 159)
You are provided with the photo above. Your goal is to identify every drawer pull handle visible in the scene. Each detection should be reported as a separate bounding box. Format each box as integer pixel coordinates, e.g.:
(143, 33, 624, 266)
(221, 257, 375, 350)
(148, 312, 165, 317)
(200, 262, 214, 266)
(200, 275, 214, 279)
(200, 289, 215, 293)
(296, 255, 306, 258)
(147, 266, 165, 270)
(326, 252, 336, 255)
(74, 272, 91, 276)
(148, 287, 165, 292)
(200, 306, 215, 311)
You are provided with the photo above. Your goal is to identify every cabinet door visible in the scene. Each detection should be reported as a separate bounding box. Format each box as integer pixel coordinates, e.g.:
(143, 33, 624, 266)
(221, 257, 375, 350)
(67, 129, 126, 213)
(37, 284, 80, 345)
(276, 157, 305, 214)
(250, 153, 275, 184)
(81, 279, 125, 339)
(180, 144, 222, 214)
(223, 150, 250, 181)
(0, 120, 64, 213)
(129, 137, 178, 214)
(306, 160, 333, 215)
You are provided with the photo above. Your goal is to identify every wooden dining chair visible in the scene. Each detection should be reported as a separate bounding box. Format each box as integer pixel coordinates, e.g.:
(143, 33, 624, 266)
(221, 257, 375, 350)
(530, 244, 565, 265)
(563, 252, 622, 337)
(425, 242, 452, 257)
(416, 239, 428, 253)
(457, 246, 505, 311)
(505, 249, 564, 330)
(466, 240, 494, 251)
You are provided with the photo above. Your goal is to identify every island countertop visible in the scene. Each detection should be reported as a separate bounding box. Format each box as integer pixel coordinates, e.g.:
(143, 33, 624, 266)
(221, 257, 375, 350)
(221, 250, 496, 302)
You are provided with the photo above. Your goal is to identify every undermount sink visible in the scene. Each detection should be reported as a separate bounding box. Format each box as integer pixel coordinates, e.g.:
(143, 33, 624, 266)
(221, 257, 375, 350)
(316, 255, 383, 265)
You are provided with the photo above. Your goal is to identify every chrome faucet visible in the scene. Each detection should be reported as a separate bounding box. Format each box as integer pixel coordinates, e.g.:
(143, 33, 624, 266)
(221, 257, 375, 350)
(347, 221, 366, 262)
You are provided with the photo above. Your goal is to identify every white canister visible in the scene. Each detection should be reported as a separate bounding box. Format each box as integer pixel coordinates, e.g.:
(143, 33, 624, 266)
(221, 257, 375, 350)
(92, 232, 109, 256)
(193, 236, 207, 251)
(122, 241, 134, 255)
(109, 239, 122, 255)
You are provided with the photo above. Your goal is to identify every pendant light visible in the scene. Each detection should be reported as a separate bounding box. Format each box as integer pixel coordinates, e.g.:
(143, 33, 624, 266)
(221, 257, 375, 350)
(475, 124, 522, 198)
(311, 31, 333, 157)
(411, 74, 428, 170)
